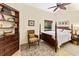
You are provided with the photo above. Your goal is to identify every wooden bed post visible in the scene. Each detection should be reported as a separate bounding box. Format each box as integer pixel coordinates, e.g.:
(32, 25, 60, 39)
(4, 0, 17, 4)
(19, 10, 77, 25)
(71, 24, 73, 35)
(55, 22, 58, 52)
(71, 24, 73, 36)
(39, 24, 41, 39)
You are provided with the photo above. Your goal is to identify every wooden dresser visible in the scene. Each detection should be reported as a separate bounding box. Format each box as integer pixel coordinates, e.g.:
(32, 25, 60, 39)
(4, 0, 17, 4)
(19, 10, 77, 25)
(0, 3, 19, 56)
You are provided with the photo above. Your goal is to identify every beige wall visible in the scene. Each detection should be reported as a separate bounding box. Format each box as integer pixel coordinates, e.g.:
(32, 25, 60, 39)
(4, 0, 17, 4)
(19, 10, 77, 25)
(53, 10, 79, 25)
(6, 3, 79, 45)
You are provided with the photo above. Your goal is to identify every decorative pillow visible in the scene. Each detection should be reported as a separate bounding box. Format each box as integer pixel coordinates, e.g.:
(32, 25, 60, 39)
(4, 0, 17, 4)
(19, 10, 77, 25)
(29, 34, 35, 38)
(29, 38, 38, 42)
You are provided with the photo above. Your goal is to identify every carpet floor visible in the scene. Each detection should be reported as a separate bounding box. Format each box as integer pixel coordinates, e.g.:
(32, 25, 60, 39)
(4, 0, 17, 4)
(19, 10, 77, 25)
(21, 41, 79, 56)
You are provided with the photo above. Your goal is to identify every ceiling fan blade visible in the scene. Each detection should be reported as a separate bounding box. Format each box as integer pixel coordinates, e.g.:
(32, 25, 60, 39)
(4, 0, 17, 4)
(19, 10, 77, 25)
(61, 3, 71, 6)
(48, 6, 56, 9)
(53, 7, 58, 12)
(59, 6, 66, 10)
(56, 3, 62, 6)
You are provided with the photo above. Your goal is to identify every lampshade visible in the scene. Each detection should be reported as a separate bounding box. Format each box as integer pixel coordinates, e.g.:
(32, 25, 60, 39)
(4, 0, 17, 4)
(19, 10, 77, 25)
(73, 24, 79, 34)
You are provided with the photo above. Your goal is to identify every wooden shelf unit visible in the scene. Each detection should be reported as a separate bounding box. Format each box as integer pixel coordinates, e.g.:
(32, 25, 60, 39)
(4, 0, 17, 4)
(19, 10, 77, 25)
(0, 3, 19, 56)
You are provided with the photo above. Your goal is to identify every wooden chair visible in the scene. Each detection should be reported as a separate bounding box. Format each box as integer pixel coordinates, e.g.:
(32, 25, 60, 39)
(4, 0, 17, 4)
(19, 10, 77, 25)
(27, 30, 39, 48)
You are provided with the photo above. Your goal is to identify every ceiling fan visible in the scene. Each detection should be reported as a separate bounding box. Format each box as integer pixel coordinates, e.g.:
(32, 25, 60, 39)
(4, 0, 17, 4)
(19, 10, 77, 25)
(48, 3, 70, 12)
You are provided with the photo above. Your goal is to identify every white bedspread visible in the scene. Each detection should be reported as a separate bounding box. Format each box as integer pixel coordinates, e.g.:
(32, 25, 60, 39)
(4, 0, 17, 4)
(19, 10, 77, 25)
(42, 30, 71, 48)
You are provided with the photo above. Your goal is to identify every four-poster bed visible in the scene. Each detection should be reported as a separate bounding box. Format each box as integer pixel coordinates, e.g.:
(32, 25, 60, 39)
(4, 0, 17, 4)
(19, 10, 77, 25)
(40, 22, 73, 52)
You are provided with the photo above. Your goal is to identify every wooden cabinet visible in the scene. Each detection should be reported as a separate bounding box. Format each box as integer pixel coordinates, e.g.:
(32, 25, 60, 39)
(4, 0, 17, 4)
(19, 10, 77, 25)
(0, 3, 19, 56)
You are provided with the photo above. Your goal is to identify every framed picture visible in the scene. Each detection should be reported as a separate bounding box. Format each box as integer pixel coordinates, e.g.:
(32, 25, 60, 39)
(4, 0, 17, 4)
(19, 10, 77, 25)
(44, 20, 53, 31)
(58, 22, 61, 25)
(62, 22, 64, 25)
(58, 21, 69, 25)
(28, 20, 35, 26)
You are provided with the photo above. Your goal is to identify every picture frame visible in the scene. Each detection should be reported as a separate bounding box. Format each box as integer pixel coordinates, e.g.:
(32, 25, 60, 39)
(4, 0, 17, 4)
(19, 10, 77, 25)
(44, 20, 53, 31)
(28, 20, 35, 26)
(58, 21, 69, 25)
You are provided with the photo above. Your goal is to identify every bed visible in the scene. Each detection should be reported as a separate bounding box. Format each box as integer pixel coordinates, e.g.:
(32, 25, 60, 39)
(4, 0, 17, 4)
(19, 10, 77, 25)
(40, 22, 73, 52)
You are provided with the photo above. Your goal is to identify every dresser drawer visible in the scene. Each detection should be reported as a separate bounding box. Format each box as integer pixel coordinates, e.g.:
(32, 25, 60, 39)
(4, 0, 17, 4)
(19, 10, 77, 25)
(0, 48, 5, 56)
(4, 35, 18, 45)
(4, 41, 19, 56)
(0, 38, 4, 48)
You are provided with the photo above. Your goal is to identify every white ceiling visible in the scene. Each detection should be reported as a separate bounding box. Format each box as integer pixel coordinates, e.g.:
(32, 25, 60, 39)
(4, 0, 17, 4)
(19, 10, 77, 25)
(26, 3, 79, 12)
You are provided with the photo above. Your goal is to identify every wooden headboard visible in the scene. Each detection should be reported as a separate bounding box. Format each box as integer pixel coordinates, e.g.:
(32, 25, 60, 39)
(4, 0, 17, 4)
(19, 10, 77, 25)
(57, 27, 71, 30)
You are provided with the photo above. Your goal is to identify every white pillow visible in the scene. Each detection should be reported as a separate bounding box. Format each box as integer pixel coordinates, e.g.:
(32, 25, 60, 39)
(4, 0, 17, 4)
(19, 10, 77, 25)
(63, 30, 71, 33)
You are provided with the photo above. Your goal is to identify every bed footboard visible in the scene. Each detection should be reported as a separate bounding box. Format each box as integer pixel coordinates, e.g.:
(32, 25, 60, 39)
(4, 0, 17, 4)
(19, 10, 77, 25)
(41, 33, 58, 52)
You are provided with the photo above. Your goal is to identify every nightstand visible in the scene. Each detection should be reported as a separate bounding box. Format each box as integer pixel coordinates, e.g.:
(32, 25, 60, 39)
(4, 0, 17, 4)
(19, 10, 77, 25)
(71, 34, 79, 45)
